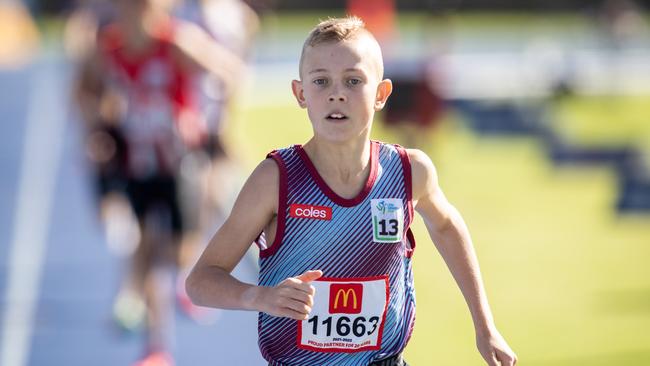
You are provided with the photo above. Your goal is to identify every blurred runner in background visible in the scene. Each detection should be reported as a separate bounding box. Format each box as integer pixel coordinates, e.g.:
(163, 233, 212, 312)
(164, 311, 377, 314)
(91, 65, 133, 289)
(172, 0, 260, 318)
(73, 0, 243, 364)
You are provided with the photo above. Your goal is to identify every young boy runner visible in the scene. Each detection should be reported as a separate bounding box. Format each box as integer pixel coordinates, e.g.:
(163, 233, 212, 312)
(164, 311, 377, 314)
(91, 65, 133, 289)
(187, 16, 517, 366)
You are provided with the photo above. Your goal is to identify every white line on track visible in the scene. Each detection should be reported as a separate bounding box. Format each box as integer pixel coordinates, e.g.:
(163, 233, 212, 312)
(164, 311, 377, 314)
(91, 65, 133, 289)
(0, 56, 67, 366)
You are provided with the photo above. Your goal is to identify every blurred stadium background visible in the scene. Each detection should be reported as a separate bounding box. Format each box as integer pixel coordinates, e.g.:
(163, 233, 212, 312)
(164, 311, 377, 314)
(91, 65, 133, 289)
(1, 0, 649, 365)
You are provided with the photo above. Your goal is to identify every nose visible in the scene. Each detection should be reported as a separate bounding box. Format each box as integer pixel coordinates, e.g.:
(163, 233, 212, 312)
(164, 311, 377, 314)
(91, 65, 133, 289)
(328, 87, 347, 102)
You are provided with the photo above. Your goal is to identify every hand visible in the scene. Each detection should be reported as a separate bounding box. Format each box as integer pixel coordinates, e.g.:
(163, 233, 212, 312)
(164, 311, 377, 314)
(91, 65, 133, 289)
(476, 328, 517, 366)
(254, 270, 323, 320)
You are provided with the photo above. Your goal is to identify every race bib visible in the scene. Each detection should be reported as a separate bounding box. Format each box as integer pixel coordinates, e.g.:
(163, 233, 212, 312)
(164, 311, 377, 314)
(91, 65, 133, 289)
(297, 276, 389, 353)
(371, 199, 404, 243)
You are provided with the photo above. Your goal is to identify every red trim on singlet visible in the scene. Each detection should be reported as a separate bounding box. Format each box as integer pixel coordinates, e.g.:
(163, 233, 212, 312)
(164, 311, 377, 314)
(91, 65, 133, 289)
(295, 141, 379, 207)
(394, 145, 413, 224)
(395, 145, 416, 258)
(259, 152, 288, 258)
(405, 228, 416, 259)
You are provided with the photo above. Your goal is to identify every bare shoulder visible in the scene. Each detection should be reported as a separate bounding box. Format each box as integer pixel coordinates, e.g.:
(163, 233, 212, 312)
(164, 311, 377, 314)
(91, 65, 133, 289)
(237, 157, 279, 213)
(405, 148, 439, 202)
(252, 157, 280, 191)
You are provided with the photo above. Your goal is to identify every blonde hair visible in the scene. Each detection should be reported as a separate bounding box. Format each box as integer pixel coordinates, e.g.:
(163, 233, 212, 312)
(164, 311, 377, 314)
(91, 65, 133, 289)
(299, 16, 382, 78)
(304, 16, 367, 47)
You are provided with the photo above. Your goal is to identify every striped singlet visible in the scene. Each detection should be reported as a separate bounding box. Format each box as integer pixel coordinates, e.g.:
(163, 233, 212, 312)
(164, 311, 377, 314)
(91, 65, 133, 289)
(257, 141, 417, 366)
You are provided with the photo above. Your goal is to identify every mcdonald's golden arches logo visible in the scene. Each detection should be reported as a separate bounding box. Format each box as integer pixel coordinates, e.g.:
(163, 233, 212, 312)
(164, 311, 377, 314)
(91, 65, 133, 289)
(329, 283, 363, 314)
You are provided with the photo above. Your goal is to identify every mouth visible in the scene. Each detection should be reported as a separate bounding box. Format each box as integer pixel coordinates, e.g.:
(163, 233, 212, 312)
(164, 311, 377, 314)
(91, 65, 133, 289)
(325, 112, 348, 121)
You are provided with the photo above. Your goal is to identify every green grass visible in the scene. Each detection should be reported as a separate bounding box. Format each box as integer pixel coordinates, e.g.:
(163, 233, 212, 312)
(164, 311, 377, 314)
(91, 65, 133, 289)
(552, 95, 650, 150)
(226, 100, 650, 365)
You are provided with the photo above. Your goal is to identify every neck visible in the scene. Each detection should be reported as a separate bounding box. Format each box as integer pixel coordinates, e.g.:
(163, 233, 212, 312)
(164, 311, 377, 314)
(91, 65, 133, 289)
(303, 136, 372, 184)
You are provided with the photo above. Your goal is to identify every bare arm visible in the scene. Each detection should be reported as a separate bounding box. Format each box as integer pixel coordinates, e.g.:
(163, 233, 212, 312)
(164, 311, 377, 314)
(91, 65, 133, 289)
(409, 149, 517, 366)
(73, 47, 105, 129)
(186, 159, 321, 320)
(171, 20, 245, 94)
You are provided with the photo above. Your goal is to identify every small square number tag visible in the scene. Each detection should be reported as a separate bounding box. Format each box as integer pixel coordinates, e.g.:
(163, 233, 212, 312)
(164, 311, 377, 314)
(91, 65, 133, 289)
(370, 198, 404, 243)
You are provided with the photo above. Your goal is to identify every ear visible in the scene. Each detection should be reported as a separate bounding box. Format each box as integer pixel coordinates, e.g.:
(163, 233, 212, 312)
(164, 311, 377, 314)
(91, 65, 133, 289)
(291, 79, 307, 109)
(374, 79, 393, 111)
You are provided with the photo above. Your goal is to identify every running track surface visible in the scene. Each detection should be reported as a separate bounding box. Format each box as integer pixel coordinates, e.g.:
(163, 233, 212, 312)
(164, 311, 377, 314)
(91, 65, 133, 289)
(0, 50, 266, 366)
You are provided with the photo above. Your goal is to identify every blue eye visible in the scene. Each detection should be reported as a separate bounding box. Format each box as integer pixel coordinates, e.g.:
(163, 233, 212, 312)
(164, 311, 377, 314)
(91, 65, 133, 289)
(313, 78, 327, 85)
(348, 78, 361, 86)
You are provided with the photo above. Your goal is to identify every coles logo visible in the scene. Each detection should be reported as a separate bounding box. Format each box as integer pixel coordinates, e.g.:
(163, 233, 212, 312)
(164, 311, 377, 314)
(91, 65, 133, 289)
(329, 283, 363, 314)
(289, 204, 332, 221)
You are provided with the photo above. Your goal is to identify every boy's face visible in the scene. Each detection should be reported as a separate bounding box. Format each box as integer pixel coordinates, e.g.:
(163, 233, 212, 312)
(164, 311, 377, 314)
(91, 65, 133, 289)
(292, 35, 392, 144)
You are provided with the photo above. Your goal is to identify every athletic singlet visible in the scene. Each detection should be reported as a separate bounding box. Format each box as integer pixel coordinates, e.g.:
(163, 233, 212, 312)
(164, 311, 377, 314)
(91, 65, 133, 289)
(257, 141, 417, 366)
(98, 21, 200, 178)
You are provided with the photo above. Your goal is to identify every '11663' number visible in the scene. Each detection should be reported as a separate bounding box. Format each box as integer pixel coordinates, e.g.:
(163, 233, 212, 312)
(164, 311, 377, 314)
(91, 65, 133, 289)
(307, 315, 380, 337)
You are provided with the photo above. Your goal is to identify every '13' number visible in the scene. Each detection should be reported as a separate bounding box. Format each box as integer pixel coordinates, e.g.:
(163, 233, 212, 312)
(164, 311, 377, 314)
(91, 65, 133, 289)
(378, 219, 398, 236)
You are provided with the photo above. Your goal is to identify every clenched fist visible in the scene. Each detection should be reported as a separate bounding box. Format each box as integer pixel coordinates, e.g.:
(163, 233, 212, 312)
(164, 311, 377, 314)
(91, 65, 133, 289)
(253, 270, 323, 320)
